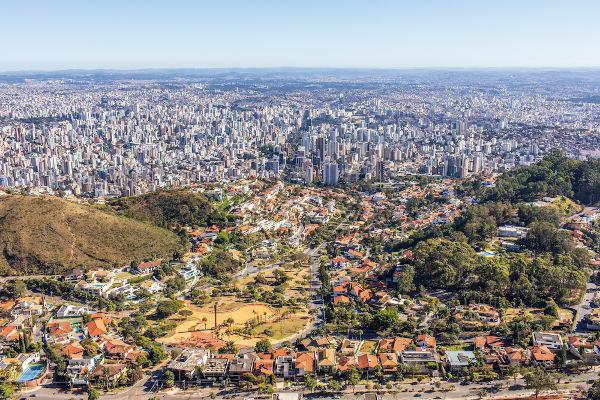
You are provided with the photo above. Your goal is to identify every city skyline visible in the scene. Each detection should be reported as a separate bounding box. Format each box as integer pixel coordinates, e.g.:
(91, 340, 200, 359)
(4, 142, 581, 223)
(3, 0, 600, 71)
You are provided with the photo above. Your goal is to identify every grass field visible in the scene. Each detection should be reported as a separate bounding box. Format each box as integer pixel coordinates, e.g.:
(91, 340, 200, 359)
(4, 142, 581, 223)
(158, 300, 311, 347)
(359, 340, 378, 354)
(503, 307, 574, 327)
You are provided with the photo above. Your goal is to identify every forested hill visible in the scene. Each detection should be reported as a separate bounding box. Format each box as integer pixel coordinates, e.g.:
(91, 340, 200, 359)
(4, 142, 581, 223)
(108, 189, 228, 229)
(485, 150, 600, 205)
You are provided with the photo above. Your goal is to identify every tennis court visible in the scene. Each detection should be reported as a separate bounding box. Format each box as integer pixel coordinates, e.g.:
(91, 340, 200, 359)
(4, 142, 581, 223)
(17, 362, 45, 382)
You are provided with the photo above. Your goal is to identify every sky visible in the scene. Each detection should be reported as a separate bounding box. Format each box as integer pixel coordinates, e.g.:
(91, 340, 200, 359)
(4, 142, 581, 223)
(2, 0, 600, 71)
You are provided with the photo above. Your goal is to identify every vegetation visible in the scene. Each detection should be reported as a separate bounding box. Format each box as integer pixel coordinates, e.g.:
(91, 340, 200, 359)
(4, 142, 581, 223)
(108, 189, 222, 228)
(0, 195, 182, 275)
(412, 239, 587, 305)
(486, 150, 600, 205)
(523, 367, 557, 398)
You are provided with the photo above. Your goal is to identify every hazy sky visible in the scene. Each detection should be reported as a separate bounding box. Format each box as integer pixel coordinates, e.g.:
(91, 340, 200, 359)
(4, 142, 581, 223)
(2, 0, 599, 71)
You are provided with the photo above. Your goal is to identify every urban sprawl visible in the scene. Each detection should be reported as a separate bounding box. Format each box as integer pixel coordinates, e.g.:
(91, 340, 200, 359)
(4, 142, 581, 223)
(0, 70, 599, 400)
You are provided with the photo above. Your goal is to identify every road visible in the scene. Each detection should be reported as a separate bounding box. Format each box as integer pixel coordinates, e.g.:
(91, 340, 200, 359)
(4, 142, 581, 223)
(574, 279, 598, 332)
(24, 368, 598, 400)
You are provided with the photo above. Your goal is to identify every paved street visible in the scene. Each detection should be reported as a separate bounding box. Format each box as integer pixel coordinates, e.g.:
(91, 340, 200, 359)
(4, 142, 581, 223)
(22, 368, 598, 400)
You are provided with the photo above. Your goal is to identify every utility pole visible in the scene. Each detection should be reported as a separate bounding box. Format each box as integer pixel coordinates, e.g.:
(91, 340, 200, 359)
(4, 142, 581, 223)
(214, 302, 218, 330)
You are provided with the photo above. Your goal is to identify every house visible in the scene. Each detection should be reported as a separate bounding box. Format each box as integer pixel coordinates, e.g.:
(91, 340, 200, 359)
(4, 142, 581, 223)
(566, 336, 600, 365)
(63, 269, 84, 283)
(104, 339, 134, 360)
(357, 354, 379, 374)
(168, 348, 210, 380)
(138, 280, 164, 294)
(504, 347, 530, 366)
(90, 363, 127, 386)
(529, 345, 555, 366)
(199, 358, 229, 383)
(497, 225, 529, 239)
(339, 339, 360, 356)
(446, 351, 477, 373)
(274, 349, 296, 379)
(294, 352, 315, 379)
(62, 341, 85, 360)
(87, 319, 108, 337)
(0, 325, 20, 342)
(55, 304, 93, 319)
(378, 337, 414, 355)
(346, 249, 365, 260)
(400, 351, 439, 374)
(473, 336, 509, 351)
(316, 348, 336, 373)
(532, 332, 563, 351)
(299, 337, 337, 352)
(415, 334, 436, 350)
(254, 357, 275, 376)
(46, 321, 80, 345)
(66, 355, 103, 386)
(228, 354, 255, 382)
(11, 298, 44, 317)
(134, 260, 161, 275)
(586, 308, 600, 330)
(378, 353, 399, 373)
(76, 280, 112, 297)
(336, 355, 356, 372)
(333, 295, 350, 306)
(180, 263, 199, 281)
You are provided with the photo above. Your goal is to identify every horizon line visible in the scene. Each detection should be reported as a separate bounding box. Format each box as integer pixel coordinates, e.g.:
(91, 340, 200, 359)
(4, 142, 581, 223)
(2, 66, 600, 74)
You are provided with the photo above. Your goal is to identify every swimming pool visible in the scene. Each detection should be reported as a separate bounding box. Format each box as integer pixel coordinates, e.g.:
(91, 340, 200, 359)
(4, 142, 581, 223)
(17, 362, 46, 382)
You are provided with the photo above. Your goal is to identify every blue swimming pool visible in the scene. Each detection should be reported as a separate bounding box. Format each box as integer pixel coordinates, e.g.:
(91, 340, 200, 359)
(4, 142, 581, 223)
(17, 362, 45, 382)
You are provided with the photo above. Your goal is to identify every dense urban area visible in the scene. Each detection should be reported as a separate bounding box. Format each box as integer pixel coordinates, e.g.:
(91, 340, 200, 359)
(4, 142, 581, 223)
(0, 69, 599, 400)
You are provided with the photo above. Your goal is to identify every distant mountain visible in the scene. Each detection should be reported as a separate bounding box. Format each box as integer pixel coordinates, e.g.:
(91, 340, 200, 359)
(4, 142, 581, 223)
(0, 195, 182, 275)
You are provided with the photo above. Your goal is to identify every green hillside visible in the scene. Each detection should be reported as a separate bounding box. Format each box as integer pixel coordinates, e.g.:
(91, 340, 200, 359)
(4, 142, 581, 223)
(0, 195, 182, 275)
(108, 189, 217, 228)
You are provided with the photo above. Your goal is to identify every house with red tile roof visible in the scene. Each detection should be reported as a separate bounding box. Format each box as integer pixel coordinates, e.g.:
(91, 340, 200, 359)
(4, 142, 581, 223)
(294, 352, 315, 378)
(336, 355, 356, 372)
(62, 341, 85, 359)
(378, 353, 399, 373)
(0, 325, 20, 343)
(87, 319, 108, 337)
(357, 353, 379, 373)
(378, 337, 414, 355)
(529, 345, 554, 366)
(253, 358, 274, 376)
(333, 295, 350, 306)
(416, 334, 436, 350)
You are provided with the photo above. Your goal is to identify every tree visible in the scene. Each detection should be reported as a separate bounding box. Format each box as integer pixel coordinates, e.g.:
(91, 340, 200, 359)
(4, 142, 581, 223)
(395, 265, 416, 295)
(5, 280, 27, 299)
(155, 299, 183, 318)
(345, 366, 361, 393)
(0, 384, 14, 400)
(254, 338, 272, 353)
(81, 338, 100, 356)
(588, 380, 600, 400)
(163, 370, 175, 388)
(87, 387, 100, 400)
(523, 367, 557, 398)
(544, 299, 559, 318)
(219, 341, 239, 354)
(413, 238, 477, 289)
(304, 374, 317, 392)
(371, 307, 400, 331)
